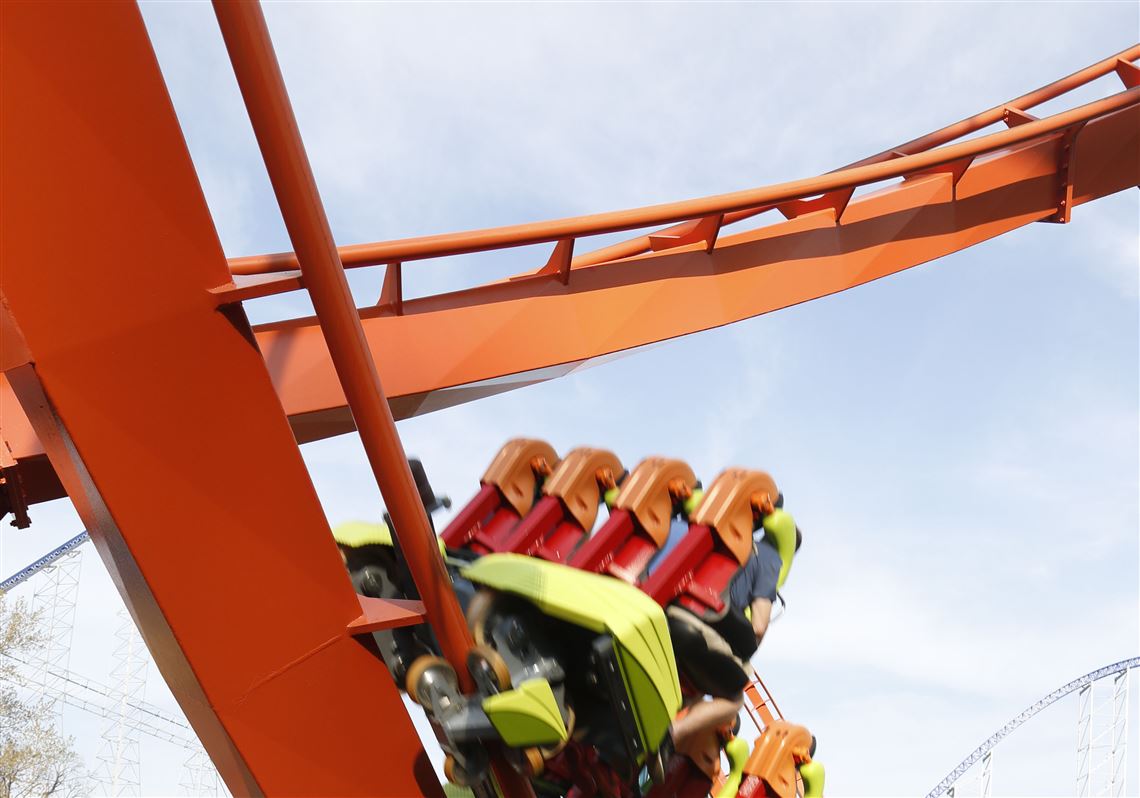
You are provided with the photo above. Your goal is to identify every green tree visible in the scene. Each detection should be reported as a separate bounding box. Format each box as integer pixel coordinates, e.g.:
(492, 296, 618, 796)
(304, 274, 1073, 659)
(0, 594, 84, 798)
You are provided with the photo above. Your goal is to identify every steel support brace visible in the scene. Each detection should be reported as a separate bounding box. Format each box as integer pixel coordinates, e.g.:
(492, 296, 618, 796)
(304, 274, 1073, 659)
(980, 750, 993, 798)
(1002, 106, 1038, 127)
(1109, 670, 1129, 797)
(1116, 58, 1140, 89)
(379, 262, 404, 314)
(647, 214, 723, 252)
(1045, 123, 1086, 224)
(777, 189, 854, 222)
(536, 239, 574, 283)
(210, 3, 531, 794)
(212, 0, 474, 687)
(1077, 684, 1092, 797)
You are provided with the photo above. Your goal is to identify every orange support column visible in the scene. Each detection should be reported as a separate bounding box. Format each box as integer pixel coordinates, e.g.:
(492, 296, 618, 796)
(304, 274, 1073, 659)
(208, 4, 533, 794)
(210, 0, 476, 695)
(1, 3, 437, 795)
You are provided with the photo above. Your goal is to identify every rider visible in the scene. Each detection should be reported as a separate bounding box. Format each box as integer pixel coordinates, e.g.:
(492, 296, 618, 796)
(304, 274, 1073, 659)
(670, 494, 802, 779)
(718, 494, 802, 661)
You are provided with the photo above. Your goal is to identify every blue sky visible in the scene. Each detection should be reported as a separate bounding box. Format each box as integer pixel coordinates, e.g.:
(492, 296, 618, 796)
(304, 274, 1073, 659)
(1, 2, 1137, 795)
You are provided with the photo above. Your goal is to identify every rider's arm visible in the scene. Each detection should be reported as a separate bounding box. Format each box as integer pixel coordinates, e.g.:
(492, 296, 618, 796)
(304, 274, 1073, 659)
(749, 596, 773, 642)
(744, 541, 781, 644)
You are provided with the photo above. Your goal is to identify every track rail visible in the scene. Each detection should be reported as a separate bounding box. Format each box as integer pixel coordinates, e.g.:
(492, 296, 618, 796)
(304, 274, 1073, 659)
(926, 658, 1140, 798)
(0, 531, 89, 592)
(229, 53, 1140, 275)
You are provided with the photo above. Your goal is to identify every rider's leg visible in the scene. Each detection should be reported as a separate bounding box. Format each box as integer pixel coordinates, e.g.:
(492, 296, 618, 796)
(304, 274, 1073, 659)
(670, 695, 743, 778)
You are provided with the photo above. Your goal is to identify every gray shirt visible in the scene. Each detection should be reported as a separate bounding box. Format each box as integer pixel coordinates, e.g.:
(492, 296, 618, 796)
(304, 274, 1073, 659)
(728, 541, 781, 611)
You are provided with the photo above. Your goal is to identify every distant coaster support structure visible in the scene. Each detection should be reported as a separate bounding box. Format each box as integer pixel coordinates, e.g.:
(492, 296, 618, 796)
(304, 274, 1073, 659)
(927, 658, 1139, 798)
(1, 536, 228, 793)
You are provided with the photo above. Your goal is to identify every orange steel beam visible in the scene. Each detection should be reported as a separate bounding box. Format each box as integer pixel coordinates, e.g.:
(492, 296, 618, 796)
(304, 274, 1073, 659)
(1, 3, 438, 796)
(212, 0, 471, 710)
(253, 91, 1138, 441)
(210, 5, 531, 795)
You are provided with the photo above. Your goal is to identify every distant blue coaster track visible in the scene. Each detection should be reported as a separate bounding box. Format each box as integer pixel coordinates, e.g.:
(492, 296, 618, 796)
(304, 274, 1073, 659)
(0, 531, 90, 593)
(927, 657, 1140, 798)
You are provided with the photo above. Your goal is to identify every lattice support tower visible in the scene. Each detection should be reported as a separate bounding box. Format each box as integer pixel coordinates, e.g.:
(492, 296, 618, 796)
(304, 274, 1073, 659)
(1109, 669, 1129, 797)
(180, 748, 230, 798)
(1079, 682, 1093, 796)
(0, 658, 197, 747)
(930, 659, 1138, 798)
(980, 750, 992, 798)
(28, 542, 83, 726)
(944, 749, 994, 798)
(5, 535, 227, 795)
(95, 608, 149, 796)
(1077, 667, 1131, 797)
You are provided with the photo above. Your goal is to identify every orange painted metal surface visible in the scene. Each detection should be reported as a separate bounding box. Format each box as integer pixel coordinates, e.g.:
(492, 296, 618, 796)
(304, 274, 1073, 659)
(1, 4, 437, 796)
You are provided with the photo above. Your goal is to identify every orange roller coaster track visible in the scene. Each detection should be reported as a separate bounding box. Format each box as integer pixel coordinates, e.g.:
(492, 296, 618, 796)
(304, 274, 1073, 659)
(5, 44, 1138, 497)
(1, 1, 1137, 795)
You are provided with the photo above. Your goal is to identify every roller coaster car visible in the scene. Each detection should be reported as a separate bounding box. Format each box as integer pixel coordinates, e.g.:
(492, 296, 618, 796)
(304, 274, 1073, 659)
(499, 447, 624, 564)
(333, 520, 439, 684)
(640, 469, 780, 698)
(408, 553, 683, 795)
(570, 457, 698, 583)
(440, 439, 558, 556)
